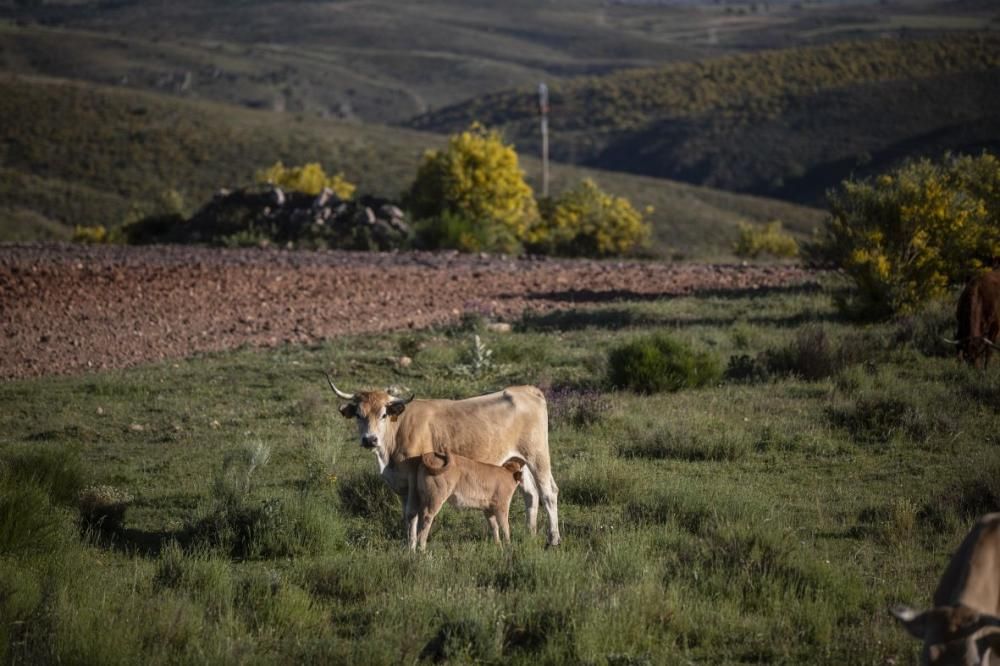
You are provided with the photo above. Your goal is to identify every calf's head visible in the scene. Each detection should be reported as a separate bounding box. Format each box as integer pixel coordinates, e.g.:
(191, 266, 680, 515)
(892, 604, 1000, 665)
(325, 375, 413, 451)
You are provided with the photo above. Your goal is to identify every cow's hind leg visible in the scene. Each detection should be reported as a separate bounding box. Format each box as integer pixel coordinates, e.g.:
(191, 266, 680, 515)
(519, 468, 540, 535)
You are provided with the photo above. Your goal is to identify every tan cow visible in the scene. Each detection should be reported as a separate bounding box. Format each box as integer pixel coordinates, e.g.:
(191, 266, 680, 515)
(412, 451, 525, 551)
(326, 377, 561, 546)
(892, 513, 1000, 665)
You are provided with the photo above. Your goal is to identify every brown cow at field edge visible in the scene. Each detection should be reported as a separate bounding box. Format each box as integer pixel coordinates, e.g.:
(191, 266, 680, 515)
(325, 377, 561, 546)
(892, 513, 1000, 665)
(948, 271, 1000, 368)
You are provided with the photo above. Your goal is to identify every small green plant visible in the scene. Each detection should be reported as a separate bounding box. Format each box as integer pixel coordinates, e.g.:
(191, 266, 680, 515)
(606, 333, 720, 393)
(733, 220, 799, 259)
(452, 334, 505, 379)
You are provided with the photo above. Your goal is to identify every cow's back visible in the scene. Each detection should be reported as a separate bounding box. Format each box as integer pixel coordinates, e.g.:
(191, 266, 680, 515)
(393, 386, 547, 464)
(933, 512, 1000, 614)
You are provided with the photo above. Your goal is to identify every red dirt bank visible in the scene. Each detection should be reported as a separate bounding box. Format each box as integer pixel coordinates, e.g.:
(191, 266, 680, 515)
(0, 244, 818, 380)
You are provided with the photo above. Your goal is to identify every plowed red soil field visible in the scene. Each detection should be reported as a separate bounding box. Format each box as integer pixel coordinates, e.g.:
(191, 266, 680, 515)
(0, 244, 819, 379)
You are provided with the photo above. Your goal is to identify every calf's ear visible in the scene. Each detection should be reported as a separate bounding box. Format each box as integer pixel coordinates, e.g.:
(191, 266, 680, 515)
(891, 605, 930, 639)
(386, 401, 407, 417)
(339, 403, 357, 419)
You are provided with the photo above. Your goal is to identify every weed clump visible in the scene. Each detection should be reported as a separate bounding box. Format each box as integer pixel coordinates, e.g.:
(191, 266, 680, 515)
(759, 326, 877, 381)
(420, 615, 498, 663)
(545, 385, 613, 429)
(190, 442, 341, 557)
(77, 484, 133, 533)
(607, 334, 720, 393)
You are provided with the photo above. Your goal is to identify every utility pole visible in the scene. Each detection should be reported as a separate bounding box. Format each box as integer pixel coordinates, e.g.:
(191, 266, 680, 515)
(538, 82, 549, 198)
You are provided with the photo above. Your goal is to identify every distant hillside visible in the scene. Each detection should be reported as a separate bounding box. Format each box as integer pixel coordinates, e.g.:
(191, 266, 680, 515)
(408, 33, 1000, 204)
(0, 75, 823, 258)
(1, 0, 994, 125)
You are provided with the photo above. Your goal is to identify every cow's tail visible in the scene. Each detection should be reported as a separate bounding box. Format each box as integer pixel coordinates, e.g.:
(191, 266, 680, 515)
(421, 451, 451, 476)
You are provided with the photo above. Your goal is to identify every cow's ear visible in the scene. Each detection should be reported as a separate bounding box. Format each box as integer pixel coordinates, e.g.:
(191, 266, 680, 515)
(386, 401, 407, 417)
(892, 605, 930, 639)
(339, 403, 357, 419)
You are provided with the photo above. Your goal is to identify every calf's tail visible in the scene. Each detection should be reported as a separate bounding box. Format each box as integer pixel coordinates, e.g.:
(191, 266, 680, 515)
(420, 451, 451, 476)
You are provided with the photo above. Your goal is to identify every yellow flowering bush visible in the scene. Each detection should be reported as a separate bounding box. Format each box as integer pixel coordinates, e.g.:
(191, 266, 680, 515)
(733, 220, 799, 259)
(816, 153, 1000, 318)
(257, 161, 356, 199)
(407, 124, 538, 253)
(533, 179, 650, 257)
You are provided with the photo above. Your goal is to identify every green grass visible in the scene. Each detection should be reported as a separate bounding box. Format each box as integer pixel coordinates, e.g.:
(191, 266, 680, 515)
(2, 282, 997, 663)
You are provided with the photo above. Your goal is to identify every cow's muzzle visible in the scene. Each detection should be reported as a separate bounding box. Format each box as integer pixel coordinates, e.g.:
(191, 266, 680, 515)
(361, 435, 379, 449)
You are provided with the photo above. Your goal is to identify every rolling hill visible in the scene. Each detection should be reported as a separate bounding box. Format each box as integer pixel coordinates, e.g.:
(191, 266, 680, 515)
(0, 75, 823, 257)
(408, 33, 1000, 205)
(1, 0, 993, 126)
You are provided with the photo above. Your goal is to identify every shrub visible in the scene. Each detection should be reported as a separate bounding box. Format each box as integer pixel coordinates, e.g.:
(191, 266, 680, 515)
(0, 480, 67, 555)
(0, 446, 85, 506)
(77, 484, 133, 533)
(813, 153, 1000, 318)
(760, 326, 878, 381)
(532, 179, 650, 257)
(892, 298, 958, 358)
(545, 385, 613, 429)
(733, 220, 799, 259)
(72, 224, 109, 244)
(257, 161, 356, 199)
(606, 334, 720, 393)
(406, 123, 538, 254)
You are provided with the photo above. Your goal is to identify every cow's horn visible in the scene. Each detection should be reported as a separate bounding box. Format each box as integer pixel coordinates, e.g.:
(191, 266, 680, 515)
(324, 373, 355, 401)
(940, 337, 961, 346)
(983, 338, 1000, 350)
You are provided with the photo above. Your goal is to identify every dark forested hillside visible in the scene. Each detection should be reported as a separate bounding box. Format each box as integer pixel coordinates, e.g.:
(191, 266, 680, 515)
(409, 34, 1000, 204)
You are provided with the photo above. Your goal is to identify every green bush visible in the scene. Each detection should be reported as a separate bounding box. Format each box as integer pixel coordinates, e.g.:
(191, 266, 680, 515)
(813, 152, 1000, 318)
(532, 179, 650, 257)
(606, 334, 720, 393)
(405, 123, 538, 254)
(733, 220, 799, 259)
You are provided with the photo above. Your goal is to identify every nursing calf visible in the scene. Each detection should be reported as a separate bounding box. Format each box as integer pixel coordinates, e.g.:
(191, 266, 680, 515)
(411, 451, 525, 551)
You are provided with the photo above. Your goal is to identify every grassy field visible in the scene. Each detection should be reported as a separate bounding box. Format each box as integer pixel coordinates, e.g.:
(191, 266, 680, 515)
(3, 276, 999, 663)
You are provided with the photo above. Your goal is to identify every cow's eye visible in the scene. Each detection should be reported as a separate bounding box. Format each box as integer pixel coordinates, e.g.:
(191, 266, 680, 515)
(380, 412, 387, 420)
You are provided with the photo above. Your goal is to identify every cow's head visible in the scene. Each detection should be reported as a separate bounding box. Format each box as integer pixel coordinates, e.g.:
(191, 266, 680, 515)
(502, 457, 527, 485)
(892, 604, 1000, 665)
(325, 375, 413, 451)
(944, 336, 998, 369)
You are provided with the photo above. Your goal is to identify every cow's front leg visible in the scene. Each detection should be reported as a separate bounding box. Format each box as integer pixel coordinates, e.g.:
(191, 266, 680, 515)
(403, 485, 419, 551)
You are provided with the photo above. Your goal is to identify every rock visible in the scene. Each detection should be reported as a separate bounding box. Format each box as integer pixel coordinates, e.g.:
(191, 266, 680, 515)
(486, 322, 512, 333)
